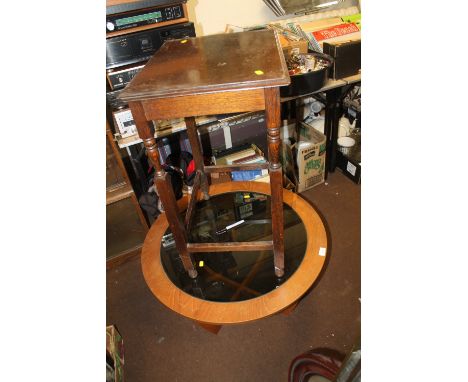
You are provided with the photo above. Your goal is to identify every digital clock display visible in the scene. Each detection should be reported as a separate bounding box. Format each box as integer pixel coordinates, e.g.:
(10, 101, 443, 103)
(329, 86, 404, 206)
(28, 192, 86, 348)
(116, 11, 162, 27)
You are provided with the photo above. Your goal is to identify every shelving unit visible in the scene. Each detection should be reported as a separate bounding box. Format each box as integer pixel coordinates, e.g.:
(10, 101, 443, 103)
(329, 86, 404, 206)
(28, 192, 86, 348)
(106, 0, 198, 268)
(106, 121, 149, 268)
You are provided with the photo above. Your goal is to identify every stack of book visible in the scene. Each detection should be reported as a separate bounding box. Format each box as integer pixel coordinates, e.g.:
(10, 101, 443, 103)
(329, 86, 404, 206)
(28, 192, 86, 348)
(212, 144, 269, 182)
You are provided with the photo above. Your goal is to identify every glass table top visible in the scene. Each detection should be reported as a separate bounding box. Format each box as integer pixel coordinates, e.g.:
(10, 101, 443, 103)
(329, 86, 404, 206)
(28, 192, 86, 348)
(160, 191, 308, 302)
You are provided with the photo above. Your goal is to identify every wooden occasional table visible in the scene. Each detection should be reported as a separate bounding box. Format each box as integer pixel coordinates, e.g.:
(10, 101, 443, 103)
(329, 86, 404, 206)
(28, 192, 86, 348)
(120, 30, 291, 278)
(142, 181, 327, 333)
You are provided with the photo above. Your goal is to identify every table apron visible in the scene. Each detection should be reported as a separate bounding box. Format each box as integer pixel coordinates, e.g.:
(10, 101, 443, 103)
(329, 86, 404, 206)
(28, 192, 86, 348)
(142, 88, 267, 120)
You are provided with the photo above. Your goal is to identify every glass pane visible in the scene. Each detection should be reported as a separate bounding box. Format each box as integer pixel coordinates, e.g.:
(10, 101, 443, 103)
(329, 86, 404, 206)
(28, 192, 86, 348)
(161, 191, 307, 302)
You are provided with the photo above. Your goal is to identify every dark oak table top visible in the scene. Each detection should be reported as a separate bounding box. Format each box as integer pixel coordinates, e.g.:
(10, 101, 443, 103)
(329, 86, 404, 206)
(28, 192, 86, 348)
(119, 30, 290, 102)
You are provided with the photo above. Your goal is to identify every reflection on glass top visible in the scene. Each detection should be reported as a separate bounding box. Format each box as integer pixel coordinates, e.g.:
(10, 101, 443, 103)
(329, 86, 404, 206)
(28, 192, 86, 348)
(160, 191, 307, 302)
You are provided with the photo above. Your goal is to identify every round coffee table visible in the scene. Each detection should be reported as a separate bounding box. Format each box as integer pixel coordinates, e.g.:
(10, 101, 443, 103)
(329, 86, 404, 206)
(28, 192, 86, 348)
(141, 182, 327, 332)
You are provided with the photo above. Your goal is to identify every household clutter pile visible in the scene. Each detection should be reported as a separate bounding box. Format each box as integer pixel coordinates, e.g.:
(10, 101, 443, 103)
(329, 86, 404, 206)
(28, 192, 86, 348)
(286, 53, 330, 76)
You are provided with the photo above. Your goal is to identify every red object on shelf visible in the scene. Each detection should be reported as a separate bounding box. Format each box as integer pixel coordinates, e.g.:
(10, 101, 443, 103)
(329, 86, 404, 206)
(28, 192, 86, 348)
(312, 23, 359, 41)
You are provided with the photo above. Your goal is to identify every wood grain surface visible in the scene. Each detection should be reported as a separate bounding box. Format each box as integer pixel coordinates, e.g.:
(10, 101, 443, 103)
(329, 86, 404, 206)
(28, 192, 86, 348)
(119, 29, 290, 102)
(264, 87, 285, 276)
(186, 241, 274, 253)
(141, 182, 328, 325)
(185, 117, 209, 198)
(140, 89, 266, 120)
(184, 171, 201, 231)
(106, 0, 148, 7)
(129, 101, 197, 277)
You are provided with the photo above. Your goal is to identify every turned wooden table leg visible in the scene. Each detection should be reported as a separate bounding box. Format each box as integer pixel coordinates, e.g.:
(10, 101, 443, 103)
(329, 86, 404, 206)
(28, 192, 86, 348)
(185, 117, 210, 200)
(129, 102, 198, 278)
(264, 88, 285, 278)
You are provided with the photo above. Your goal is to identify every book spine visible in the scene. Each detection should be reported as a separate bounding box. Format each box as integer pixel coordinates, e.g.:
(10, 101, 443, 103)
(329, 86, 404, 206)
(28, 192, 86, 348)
(251, 143, 264, 158)
(231, 169, 268, 181)
(213, 143, 251, 161)
(303, 31, 322, 53)
(232, 154, 260, 164)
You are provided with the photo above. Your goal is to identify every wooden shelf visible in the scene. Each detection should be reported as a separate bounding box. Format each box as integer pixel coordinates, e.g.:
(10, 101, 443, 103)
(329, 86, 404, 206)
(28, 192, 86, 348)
(106, 121, 149, 267)
(106, 243, 143, 269)
(115, 115, 217, 148)
(106, 183, 134, 205)
(107, 196, 148, 261)
(107, 0, 141, 6)
(106, 0, 183, 8)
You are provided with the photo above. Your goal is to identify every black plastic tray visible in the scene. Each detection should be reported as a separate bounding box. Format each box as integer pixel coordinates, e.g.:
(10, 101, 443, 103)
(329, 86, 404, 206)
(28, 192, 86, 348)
(280, 51, 334, 98)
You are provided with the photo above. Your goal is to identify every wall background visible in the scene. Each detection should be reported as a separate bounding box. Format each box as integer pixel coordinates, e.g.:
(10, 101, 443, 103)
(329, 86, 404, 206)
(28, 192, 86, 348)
(186, 0, 360, 36)
(186, 0, 280, 36)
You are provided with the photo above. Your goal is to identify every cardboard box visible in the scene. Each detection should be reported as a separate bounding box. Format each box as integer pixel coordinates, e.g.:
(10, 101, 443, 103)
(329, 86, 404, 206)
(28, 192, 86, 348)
(278, 34, 308, 59)
(280, 122, 326, 193)
(295, 122, 326, 192)
(280, 133, 297, 191)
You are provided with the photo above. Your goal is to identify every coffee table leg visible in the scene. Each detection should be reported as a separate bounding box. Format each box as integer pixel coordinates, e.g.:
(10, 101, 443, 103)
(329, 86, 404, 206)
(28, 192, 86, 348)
(185, 117, 210, 200)
(281, 301, 300, 316)
(196, 321, 222, 334)
(264, 88, 285, 278)
(129, 102, 198, 278)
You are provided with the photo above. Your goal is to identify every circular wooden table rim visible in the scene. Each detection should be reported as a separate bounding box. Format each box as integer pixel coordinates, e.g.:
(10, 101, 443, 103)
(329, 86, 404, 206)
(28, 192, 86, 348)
(141, 181, 327, 325)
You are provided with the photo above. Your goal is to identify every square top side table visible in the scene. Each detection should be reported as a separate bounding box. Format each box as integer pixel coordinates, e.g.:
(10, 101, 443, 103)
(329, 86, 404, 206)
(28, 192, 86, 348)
(120, 30, 291, 279)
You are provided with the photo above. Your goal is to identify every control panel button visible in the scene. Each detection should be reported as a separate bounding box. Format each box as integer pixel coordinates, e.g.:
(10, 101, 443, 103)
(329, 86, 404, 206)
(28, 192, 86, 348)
(165, 7, 174, 19)
(106, 21, 115, 31)
(173, 6, 182, 18)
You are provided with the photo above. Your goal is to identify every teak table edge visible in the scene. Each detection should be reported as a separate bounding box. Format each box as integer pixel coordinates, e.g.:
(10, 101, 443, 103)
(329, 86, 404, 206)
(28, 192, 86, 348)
(141, 181, 328, 326)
